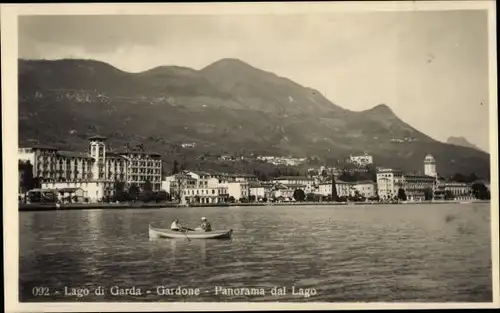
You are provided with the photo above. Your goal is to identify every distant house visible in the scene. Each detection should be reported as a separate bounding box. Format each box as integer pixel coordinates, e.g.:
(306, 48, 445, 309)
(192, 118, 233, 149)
(349, 153, 374, 167)
(181, 143, 196, 148)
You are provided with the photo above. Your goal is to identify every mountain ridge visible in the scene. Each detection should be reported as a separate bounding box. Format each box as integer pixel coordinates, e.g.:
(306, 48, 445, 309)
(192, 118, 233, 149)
(447, 136, 484, 152)
(18, 58, 490, 178)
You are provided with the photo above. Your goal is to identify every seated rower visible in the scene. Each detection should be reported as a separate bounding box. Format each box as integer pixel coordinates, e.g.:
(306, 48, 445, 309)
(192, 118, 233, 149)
(200, 217, 212, 232)
(170, 218, 183, 232)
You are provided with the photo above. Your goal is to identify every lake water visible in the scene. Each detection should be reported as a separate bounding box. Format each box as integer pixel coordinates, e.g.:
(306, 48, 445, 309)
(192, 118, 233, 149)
(19, 203, 492, 302)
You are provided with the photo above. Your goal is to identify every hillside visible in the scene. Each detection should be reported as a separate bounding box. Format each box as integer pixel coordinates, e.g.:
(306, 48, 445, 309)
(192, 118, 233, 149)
(18, 58, 490, 178)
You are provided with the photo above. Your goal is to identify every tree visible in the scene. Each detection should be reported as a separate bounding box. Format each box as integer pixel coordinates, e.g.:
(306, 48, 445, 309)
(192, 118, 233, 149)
(444, 190, 454, 200)
(331, 175, 339, 202)
(112, 181, 126, 202)
(397, 188, 407, 201)
(452, 173, 467, 183)
(423, 187, 433, 201)
(228, 196, 235, 203)
(293, 189, 306, 201)
(128, 183, 140, 201)
(248, 195, 256, 202)
(472, 182, 489, 200)
(139, 191, 153, 203)
(19, 161, 35, 192)
(467, 173, 479, 183)
(156, 190, 169, 202)
(143, 180, 153, 192)
(172, 160, 180, 174)
(305, 193, 315, 202)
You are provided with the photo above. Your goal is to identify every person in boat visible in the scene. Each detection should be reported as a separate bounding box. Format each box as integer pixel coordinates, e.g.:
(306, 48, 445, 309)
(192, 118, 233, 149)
(200, 217, 212, 232)
(171, 218, 184, 232)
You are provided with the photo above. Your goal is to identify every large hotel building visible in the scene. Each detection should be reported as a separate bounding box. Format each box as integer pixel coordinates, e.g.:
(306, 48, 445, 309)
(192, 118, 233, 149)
(18, 136, 162, 201)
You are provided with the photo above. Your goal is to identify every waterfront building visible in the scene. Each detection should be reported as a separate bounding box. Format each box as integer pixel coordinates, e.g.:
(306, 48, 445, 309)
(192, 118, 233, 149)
(270, 184, 294, 200)
(351, 181, 377, 198)
(57, 187, 86, 203)
(376, 169, 405, 200)
(273, 176, 315, 193)
(249, 182, 266, 200)
(437, 181, 473, 200)
(228, 181, 250, 201)
(41, 181, 112, 202)
(165, 171, 230, 204)
(376, 155, 437, 201)
(19, 136, 163, 202)
(402, 174, 435, 201)
(424, 154, 437, 178)
(318, 180, 352, 198)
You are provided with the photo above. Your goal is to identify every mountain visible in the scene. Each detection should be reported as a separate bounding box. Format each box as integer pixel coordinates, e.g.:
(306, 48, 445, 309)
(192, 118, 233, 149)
(18, 58, 490, 178)
(447, 136, 484, 152)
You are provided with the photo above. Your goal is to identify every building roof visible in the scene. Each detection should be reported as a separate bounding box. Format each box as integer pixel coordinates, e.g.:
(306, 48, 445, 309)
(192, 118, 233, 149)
(25, 145, 59, 150)
(404, 174, 435, 179)
(352, 180, 376, 185)
(106, 152, 129, 159)
(275, 184, 289, 190)
(318, 180, 351, 186)
(284, 184, 307, 188)
(57, 151, 94, 159)
(275, 176, 313, 181)
(377, 168, 403, 174)
(115, 149, 162, 157)
(88, 135, 107, 140)
(231, 173, 257, 178)
(58, 187, 84, 193)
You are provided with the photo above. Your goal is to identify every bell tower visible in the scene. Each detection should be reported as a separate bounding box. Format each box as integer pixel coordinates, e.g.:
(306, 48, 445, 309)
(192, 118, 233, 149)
(424, 154, 437, 178)
(88, 135, 107, 181)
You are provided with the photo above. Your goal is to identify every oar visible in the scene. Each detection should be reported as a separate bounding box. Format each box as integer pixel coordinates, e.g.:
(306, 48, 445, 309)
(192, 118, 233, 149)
(181, 228, 191, 242)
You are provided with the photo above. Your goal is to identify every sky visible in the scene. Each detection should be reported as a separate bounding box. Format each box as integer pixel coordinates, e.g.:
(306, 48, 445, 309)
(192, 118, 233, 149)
(18, 11, 491, 152)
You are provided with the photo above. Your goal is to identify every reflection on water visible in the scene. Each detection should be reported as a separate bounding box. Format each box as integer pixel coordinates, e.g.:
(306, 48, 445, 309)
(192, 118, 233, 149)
(19, 204, 492, 302)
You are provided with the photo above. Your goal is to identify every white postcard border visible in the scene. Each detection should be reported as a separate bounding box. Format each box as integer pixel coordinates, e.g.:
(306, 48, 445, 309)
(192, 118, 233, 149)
(2, 1, 498, 312)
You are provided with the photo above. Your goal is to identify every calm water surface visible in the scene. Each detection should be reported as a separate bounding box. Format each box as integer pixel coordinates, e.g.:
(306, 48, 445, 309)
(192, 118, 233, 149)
(20, 204, 492, 302)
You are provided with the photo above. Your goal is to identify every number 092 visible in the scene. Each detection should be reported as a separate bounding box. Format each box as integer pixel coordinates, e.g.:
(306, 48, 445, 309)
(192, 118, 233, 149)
(32, 287, 50, 296)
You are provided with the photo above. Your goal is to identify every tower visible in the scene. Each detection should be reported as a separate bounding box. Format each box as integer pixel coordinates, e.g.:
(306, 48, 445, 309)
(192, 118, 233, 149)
(88, 135, 107, 181)
(424, 154, 437, 178)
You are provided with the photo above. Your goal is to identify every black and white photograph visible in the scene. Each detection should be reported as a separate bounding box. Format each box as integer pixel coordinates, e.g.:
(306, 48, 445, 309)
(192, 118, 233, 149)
(2, 1, 498, 311)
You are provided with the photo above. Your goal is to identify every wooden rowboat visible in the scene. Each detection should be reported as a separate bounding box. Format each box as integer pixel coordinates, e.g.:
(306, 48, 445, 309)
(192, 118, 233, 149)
(148, 224, 233, 240)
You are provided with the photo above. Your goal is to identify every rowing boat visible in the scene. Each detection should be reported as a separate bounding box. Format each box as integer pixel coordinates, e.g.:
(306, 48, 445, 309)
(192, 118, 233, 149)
(148, 224, 233, 239)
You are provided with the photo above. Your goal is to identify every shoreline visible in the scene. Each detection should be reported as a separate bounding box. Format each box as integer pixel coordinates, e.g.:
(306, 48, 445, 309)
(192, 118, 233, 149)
(19, 200, 490, 211)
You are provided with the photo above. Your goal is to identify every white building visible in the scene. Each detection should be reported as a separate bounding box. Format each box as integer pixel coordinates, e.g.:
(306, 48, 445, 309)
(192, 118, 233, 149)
(41, 181, 111, 203)
(273, 176, 315, 193)
(228, 181, 250, 201)
(377, 155, 437, 201)
(349, 153, 374, 167)
(351, 181, 377, 198)
(424, 154, 437, 178)
(161, 179, 171, 194)
(376, 169, 405, 200)
(270, 184, 294, 200)
(19, 136, 163, 201)
(249, 183, 266, 200)
(318, 180, 352, 198)
(165, 171, 232, 204)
